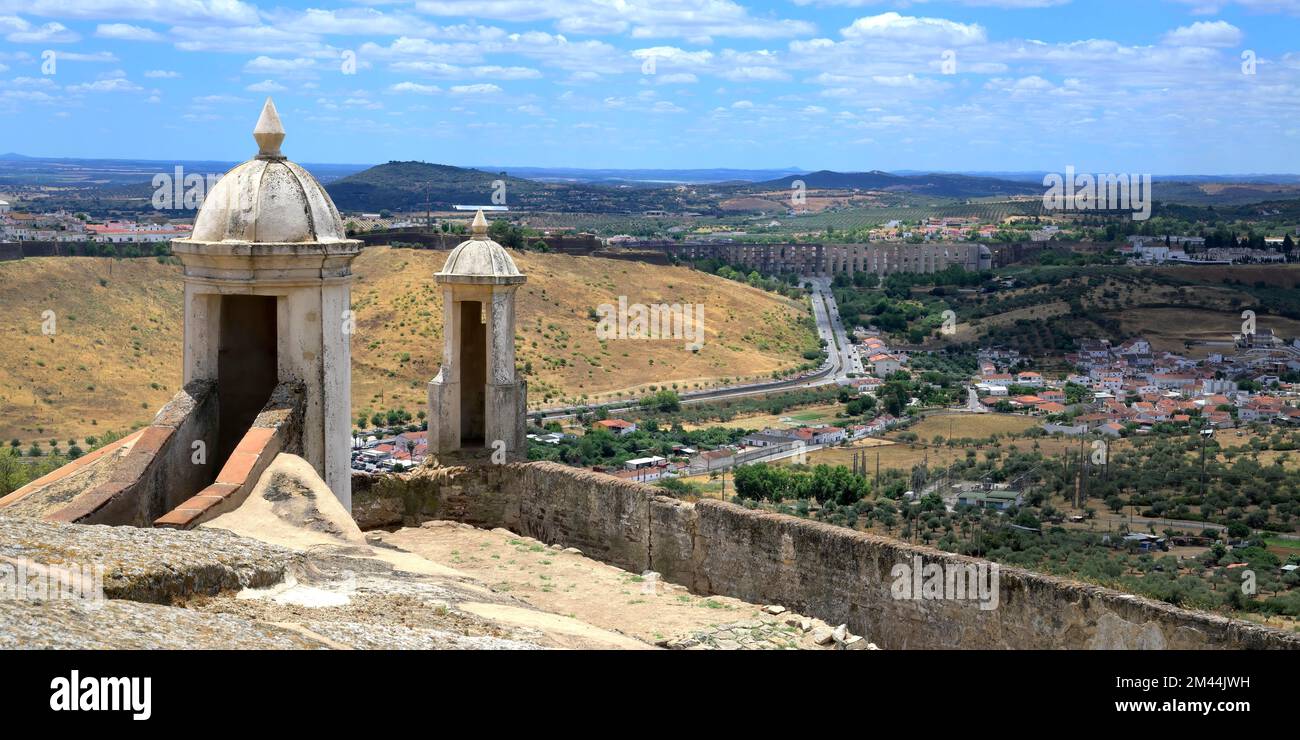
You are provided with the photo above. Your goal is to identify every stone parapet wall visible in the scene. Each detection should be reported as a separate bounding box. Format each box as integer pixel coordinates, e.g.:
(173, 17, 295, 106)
(0, 380, 220, 527)
(155, 382, 305, 529)
(357, 461, 1300, 650)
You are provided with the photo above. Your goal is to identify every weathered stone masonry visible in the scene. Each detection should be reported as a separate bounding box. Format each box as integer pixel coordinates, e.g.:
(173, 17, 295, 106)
(355, 461, 1300, 650)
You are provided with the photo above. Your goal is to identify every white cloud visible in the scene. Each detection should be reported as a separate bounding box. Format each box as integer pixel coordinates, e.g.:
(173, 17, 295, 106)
(1, 17, 79, 43)
(144, 69, 180, 78)
(49, 51, 118, 63)
(1169, 0, 1300, 15)
(796, 0, 1067, 6)
(650, 100, 685, 113)
(389, 60, 541, 79)
(413, 0, 814, 41)
(389, 81, 441, 94)
(0, 0, 259, 26)
(245, 80, 286, 92)
(361, 32, 618, 75)
(191, 93, 248, 105)
(94, 23, 163, 41)
(720, 66, 790, 81)
(1163, 21, 1243, 48)
(67, 76, 144, 93)
(840, 13, 986, 46)
(171, 25, 323, 54)
(243, 56, 318, 77)
(450, 83, 502, 94)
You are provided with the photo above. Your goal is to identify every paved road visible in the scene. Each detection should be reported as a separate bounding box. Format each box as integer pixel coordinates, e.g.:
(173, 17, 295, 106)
(537, 278, 853, 422)
(808, 277, 862, 377)
(964, 388, 989, 413)
(1105, 512, 1300, 541)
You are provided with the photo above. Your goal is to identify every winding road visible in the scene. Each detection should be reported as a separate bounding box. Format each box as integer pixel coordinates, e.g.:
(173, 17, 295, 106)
(537, 277, 855, 422)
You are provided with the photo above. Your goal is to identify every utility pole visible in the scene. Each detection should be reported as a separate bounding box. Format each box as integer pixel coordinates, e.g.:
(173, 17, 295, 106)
(1199, 423, 1212, 499)
(1074, 456, 1082, 510)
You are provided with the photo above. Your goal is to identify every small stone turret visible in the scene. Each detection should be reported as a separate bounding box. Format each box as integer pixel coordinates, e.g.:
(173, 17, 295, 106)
(428, 210, 527, 460)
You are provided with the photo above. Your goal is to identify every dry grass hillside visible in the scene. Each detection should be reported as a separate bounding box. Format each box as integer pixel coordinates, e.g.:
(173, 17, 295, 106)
(0, 257, 180, 446)
(0, 250, 817, 443)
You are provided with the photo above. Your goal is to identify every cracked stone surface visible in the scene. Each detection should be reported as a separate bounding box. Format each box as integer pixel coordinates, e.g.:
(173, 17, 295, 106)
(0, 517, 290, 604)
(657, 614, 881, 650)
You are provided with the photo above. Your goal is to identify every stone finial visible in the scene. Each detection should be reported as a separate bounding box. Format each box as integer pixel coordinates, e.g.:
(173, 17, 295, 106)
(254, 97, 286, 159)
(471, 209, 488, 238)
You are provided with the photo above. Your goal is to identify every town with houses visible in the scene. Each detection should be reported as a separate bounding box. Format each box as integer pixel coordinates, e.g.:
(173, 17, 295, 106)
(0, 205, 192, 245)
(404, 318, 1300, 489)
(972, 331, 1300, 433)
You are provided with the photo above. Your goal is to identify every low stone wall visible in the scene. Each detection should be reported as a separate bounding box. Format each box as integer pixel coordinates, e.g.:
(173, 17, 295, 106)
(156, 382, 305, 529)
(43, 380, 219, 527)
(359, 461, 1300, 650)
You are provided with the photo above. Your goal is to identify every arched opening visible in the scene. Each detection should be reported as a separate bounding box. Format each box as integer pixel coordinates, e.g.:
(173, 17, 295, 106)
(217, 294, 278, 464)
(458, 299, 487, 447)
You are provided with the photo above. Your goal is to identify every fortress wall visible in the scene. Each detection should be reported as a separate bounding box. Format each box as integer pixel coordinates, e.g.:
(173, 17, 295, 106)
(686, 501, 1297, 649)
(356, 461, 1300, 649)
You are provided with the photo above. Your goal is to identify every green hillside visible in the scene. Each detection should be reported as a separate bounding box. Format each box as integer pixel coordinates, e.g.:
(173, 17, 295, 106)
(326, 161, 548, 212)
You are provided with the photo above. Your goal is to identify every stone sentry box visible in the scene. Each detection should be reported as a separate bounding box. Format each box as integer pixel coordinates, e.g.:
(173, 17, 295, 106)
(170, 98, 361, 509)
(427, 210, 528, 460)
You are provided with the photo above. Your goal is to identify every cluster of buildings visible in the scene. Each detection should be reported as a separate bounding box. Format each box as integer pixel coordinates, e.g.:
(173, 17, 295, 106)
(1122, 235, 1288, 265)
(0, 209, 87, 241)
(0, 209, 192, 243)
(974, 363, 1070, 416)
(82, 221, 193, 243)
(604, 453, 692, 482)
(581, 407, 906, 478)
(351, 430, 427, 474)
(863, 217, 1001, 242)
(853, 331, 910, 378)
(971, 335, 1300, 436)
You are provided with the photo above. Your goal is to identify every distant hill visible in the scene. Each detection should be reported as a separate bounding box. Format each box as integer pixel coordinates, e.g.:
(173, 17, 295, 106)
(475, 166, 806, 185)
(326, 161, 549, 212)
(752, 170, 1041, 198)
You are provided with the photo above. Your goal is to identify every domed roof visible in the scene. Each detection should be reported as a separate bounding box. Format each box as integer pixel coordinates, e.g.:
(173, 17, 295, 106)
(436, 210, 525, 284)
(187, 98, 349, 244)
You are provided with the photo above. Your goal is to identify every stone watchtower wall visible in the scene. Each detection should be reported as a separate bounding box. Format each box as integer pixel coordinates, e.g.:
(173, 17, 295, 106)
(354, 461, 1300, 650)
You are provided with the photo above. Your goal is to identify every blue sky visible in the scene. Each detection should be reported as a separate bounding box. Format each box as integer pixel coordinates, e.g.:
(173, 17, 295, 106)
(1, 0, 1299, 173)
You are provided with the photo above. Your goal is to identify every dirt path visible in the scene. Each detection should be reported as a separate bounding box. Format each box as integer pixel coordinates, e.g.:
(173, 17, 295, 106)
(376, 521, 803, 647)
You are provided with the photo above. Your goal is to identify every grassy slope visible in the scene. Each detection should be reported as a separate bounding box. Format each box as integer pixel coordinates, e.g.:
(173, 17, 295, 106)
(0, 250, 816, 442)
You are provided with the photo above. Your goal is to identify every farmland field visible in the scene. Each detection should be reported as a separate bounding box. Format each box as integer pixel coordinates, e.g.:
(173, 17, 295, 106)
(903, 412, 1041, 441)
(777, 433, 1087, 475)
(680, 402, 846, 431)
(775, 199, 1047, 232)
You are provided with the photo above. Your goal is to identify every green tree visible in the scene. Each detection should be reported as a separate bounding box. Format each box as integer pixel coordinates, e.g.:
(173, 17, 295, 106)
(0, 448, 25, 496)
